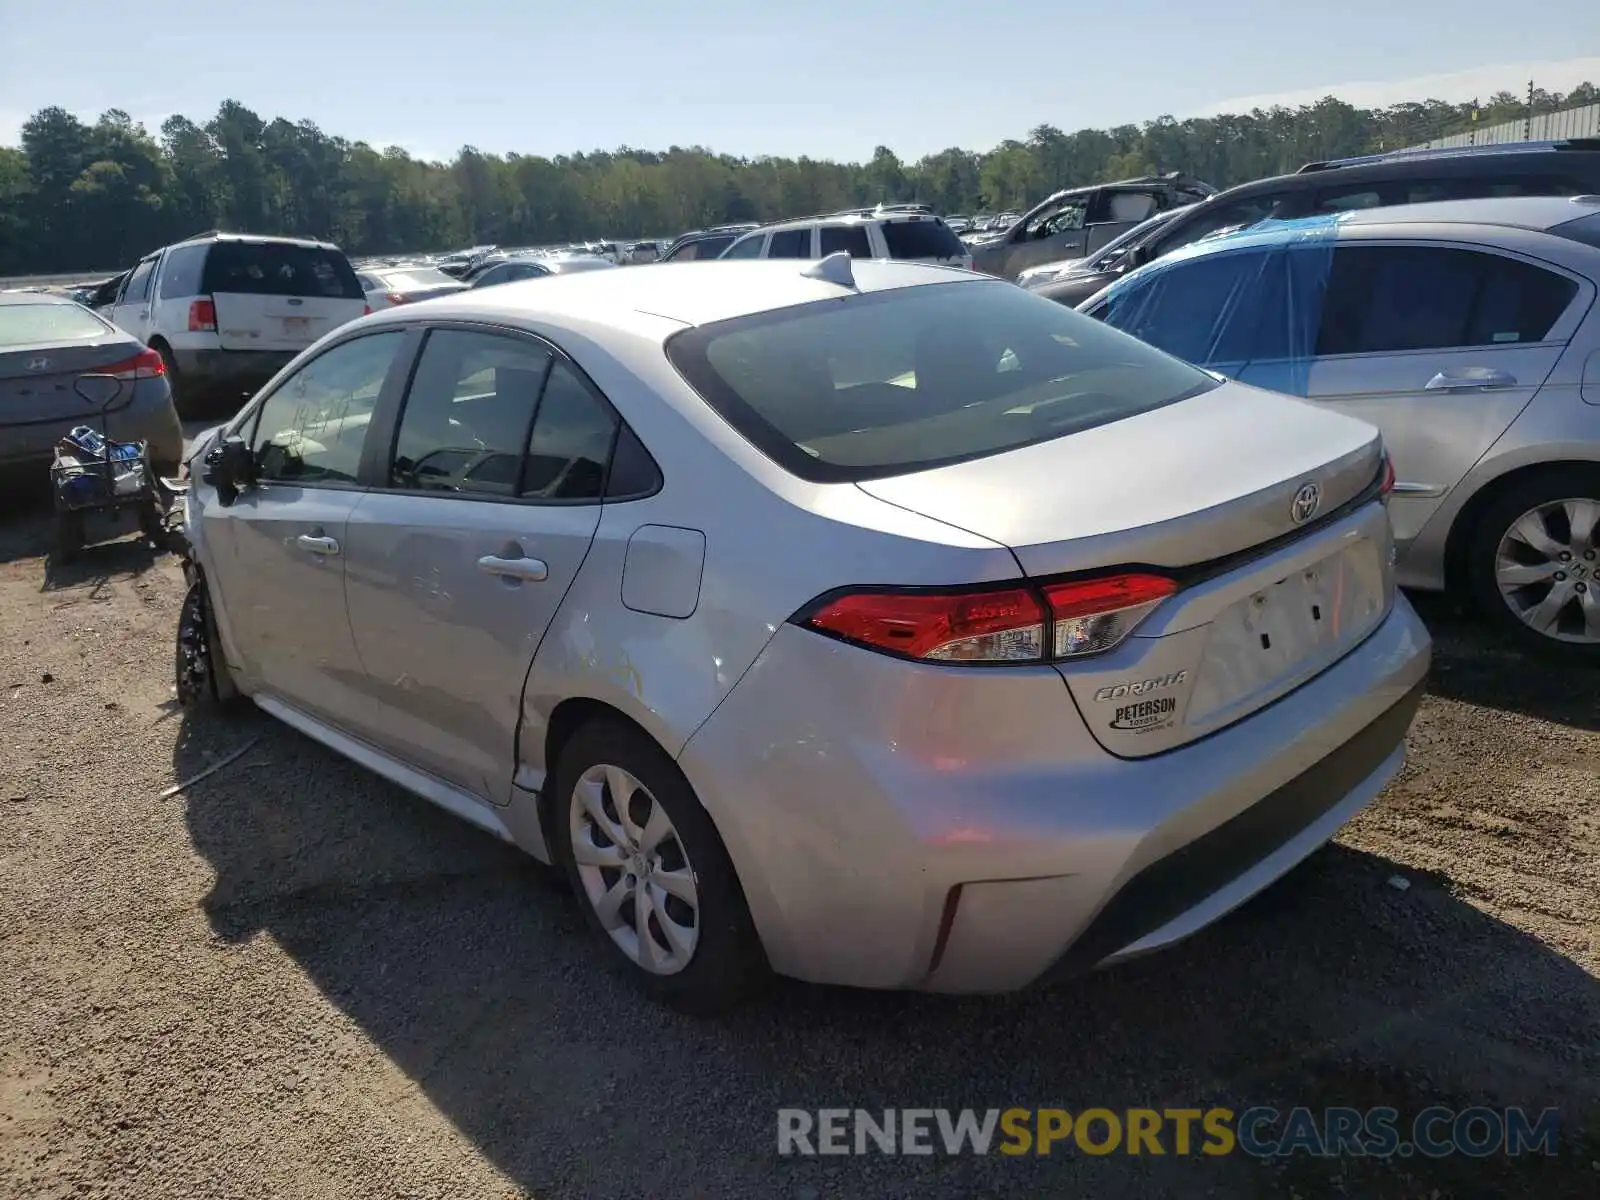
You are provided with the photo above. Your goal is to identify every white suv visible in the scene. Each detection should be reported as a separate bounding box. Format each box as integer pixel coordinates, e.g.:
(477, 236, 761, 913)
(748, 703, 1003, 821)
(719, 206, 973, 268)
(106, 232, 369, 414)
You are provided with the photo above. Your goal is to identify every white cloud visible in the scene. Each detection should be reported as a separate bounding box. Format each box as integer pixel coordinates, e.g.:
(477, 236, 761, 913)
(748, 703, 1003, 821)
(1193, 56, 1600, 116)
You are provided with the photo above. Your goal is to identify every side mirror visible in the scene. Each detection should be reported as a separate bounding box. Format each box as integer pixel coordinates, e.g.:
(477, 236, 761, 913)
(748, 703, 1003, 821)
(1121, 245, 1148, 271)
(202, 435, 256, 507)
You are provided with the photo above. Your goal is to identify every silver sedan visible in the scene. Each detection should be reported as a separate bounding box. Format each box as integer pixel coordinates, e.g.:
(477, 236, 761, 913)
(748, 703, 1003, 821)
(1081, 195, 1600, 659)
(175, 256, 1431, 1011)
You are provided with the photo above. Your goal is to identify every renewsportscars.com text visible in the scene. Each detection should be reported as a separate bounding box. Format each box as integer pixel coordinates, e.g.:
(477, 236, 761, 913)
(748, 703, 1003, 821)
(777, 1106, 1560, 1159)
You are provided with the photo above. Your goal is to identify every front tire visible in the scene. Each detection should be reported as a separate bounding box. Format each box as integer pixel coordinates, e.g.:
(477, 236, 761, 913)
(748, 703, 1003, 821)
(551, 720, 768, 1013)
(175, 578, 245, 711)
(1466, 467, 1600, 664)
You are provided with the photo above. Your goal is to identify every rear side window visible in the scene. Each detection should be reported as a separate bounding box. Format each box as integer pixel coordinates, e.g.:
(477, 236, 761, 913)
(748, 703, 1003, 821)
(0, 302, 109, 347)
(880, 219, 967, 260)
(665, 236, 733, 261)
(721, 235, 765, 259)
(819, 225, 873, 258)
(159, 244, 208, 299)
(391, 329, 553, 496)
(1317, 246, 1579, 355)
(666, 279, 1216, 483)
(201, 242, 365, 300)
(768, 229, 812, 259)
(521, 361, 618, 501)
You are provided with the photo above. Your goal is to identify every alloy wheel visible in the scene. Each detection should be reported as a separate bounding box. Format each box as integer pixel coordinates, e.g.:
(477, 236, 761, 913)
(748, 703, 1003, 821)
(1493, 497, 1600, 644)
(568, 763, 700, 975)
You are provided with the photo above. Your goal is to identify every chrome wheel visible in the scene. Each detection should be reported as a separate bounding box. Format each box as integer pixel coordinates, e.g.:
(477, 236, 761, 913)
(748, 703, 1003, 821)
(568, 763, 699, 975)
(1494, 497, 1600, 644)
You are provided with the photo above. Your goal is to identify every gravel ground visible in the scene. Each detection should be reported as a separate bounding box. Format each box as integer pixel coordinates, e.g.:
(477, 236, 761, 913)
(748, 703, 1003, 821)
(1, 492, 1597, 1200)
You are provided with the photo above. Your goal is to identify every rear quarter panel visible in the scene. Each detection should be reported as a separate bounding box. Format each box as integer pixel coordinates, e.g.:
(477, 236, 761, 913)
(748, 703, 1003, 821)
(511, 326, 1022, 790)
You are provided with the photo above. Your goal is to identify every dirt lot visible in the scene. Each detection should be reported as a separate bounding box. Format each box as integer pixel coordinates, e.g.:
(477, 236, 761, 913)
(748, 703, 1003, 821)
(1, 496, 1597, 1200)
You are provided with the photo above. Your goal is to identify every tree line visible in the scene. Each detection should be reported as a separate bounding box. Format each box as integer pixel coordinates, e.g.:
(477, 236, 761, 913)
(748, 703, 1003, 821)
(1, 83, 1594, 277)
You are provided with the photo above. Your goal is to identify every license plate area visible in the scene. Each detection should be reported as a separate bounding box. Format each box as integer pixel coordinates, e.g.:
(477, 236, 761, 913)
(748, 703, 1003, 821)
(281, 316, 311, 338)
(1186, 539, 1386, 730)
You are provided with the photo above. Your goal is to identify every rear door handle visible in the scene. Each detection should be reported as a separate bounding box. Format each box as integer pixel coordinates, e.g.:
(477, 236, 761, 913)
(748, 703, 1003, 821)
(296, 534, 340, 555)
(478, 554, 548, 582)
(1425, 368, 1516, 391)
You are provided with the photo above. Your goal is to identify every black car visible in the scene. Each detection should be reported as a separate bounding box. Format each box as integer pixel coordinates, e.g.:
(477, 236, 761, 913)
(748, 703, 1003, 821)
(1027, 138, 1600, 308)
(658, 224, 761, 263)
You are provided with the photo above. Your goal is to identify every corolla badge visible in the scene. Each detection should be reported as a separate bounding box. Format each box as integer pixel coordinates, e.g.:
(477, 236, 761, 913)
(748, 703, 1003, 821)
(25, 357, 51, 372)
(1290, 482, 1321, 525)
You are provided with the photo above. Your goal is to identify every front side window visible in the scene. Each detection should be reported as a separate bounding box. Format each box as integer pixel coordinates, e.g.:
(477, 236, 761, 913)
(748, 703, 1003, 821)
(666, 279, 1216, 483)
(1023, 201, 1086, 241)
(390, 329, 553, 495)
(1317, 245, 1579, 356)
(158, 244, 208, 299)
(721, 234, 766, 259)
(667, 235, 733, 262)
(1314, 188, 1386, 213)
(250, 332, 404, 484)
(123, 259, 156, 303)
(1158, 195, 1288, 256)
(767, 229, 812, 259)
(1098, 249, 1276, 365)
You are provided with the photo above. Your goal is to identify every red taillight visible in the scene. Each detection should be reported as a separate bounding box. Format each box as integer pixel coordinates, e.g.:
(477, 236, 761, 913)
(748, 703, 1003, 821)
(188, 299, 216, 332)
(363, 304, 373, 315)
(98, 347, 166, 380)
(1042, 573, 1177, 658)
(1380, 453, 1396, 498)
(384, 292, 407, 306)
(805, 587, 1046, 662)
(800, 572, 1176, 664)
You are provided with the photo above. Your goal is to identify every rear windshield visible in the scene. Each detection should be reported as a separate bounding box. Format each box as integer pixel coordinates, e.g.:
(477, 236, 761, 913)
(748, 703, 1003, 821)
(0, 302, 109, 348)
(666, 279, 1217, 483)
(1553, 210, 1600, 250)
(201, 242, 364, 300)
(880, 218, 967, 260)
(379, 268, 458, 290)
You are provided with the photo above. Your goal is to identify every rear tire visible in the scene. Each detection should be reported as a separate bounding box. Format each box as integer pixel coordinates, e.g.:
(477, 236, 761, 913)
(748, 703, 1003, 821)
(1465, 466, 1600, 665)
(551, 720, 768, 1014)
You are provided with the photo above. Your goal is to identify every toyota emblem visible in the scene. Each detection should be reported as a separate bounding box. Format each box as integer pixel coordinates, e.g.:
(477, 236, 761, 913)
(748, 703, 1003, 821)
(25, 356, 51, 372)
(1290, 482, 1322, 525)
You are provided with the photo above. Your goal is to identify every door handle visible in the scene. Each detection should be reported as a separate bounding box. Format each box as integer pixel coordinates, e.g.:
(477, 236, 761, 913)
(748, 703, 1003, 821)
(1425, 368, 1516, 391)
(478, 554, 548, 582)
(296, 534, 340, 555)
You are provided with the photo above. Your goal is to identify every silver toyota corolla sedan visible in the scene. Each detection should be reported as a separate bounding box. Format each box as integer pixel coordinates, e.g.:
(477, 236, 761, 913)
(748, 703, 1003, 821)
(1082, 195, 1600, 661)
(175, 255, 1432, 1012)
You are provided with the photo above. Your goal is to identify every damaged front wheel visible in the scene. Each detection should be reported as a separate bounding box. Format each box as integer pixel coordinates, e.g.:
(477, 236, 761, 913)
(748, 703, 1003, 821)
(175, 578, 244, 712)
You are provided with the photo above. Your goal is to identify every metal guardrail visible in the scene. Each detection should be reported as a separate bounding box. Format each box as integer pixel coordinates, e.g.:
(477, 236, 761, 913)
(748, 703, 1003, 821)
(0, 270, 120, 290)
(1404, 102, 1600, 151)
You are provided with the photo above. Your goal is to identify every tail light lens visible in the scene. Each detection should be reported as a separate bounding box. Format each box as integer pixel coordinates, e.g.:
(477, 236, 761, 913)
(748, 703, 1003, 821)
(98, 347, 166, 380)
(1042, 573, 1177, 657)
(1379, 453, 1396, 498)
(363, 304, 373, 315)
(384, 292, 408, 306)
(800, 572, 1176, 664)
(188, 299, 216, 332)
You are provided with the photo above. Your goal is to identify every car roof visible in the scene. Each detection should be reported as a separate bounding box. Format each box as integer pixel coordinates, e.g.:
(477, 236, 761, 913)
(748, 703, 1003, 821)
(170, 231, 341, 252)
(363, 258, 979, 333)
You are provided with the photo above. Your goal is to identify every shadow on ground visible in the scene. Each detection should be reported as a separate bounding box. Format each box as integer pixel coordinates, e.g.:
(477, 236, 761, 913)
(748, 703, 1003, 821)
(1408, 592, 1599, 732)
(173, 693, 1600, 1199)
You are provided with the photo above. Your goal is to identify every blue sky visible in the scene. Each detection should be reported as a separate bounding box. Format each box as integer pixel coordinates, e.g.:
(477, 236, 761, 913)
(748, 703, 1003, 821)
(1, 0, 1596, 162)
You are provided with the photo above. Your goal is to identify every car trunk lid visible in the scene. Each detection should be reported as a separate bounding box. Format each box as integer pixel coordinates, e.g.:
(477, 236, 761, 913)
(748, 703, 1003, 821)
(855, 380, 1392, 755)
(0, 335, 146, 459)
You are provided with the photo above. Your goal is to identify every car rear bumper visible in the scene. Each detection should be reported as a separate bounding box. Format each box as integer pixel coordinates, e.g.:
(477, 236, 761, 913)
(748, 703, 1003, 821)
(678, 593, 1431, 992)
(172, 348, 295, 396)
